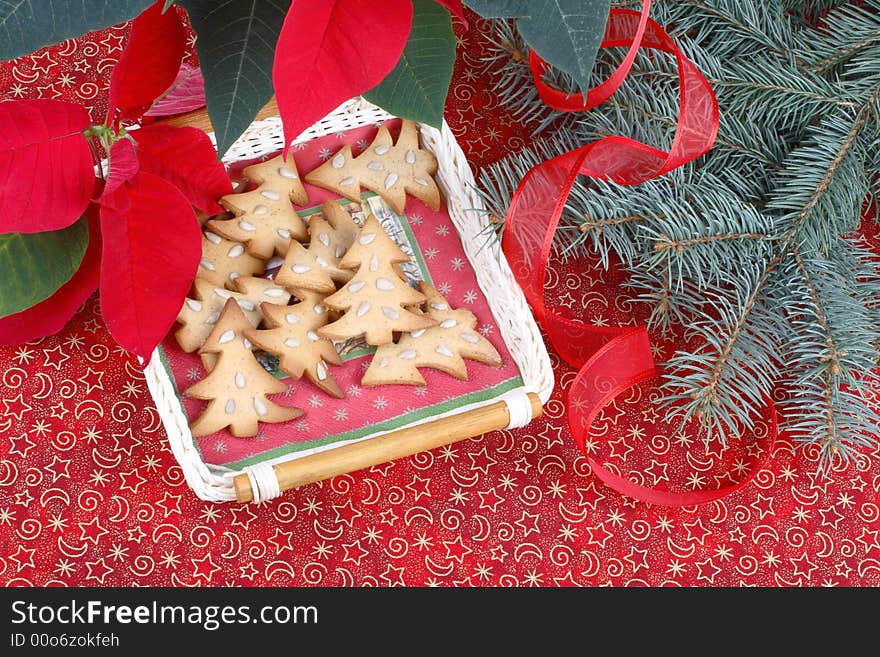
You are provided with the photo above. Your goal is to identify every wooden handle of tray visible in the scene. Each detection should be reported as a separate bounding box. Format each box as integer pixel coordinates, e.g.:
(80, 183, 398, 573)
(159, 97, 280, 132)
(233, 392, 542, 503)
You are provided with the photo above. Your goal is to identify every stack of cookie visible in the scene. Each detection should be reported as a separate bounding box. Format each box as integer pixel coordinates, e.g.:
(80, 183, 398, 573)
(174, 121, 501, 438)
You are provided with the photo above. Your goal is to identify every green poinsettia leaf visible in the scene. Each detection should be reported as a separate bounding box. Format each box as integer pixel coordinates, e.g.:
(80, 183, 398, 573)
(179, 0, 291, 157)
(0, 1, 154, 61)
(363, 0, 456, 128)
(0, 216, 89, 318)
(462, 0, 529, 17)
(465, 0, 610, 92)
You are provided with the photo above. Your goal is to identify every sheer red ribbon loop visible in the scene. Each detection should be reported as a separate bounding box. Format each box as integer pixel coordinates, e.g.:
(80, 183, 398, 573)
(502, 3, 777, 505)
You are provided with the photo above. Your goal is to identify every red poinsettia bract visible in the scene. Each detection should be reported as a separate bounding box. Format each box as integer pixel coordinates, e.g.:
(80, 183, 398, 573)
(98, 140, 202, 359)
(0, 100, 97, 234)
(273, 0, 414, 148)
(0, 1, 231, 360)
(107, 0, 187, 126)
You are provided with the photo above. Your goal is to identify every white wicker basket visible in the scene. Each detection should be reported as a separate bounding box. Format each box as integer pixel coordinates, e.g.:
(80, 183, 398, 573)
(143, 98, 554, 503)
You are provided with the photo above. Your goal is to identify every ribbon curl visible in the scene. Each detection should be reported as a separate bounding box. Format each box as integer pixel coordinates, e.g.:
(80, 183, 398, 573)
(502, 2, 776, 505)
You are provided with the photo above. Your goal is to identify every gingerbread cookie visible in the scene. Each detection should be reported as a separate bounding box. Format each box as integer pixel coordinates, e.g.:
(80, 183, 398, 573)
(319, 214, 436, 345)
(197, 230, 265, 289)
(305, 120, 441, 215)
(242, 153, 309, 205)
(362, 283, 502, 387)
(275, 199, 360, 295)
(210, 153, 309, 259)
(245, 290, 344, 398)
(186, 299, 302, 437)
(175, 276, 291, 353)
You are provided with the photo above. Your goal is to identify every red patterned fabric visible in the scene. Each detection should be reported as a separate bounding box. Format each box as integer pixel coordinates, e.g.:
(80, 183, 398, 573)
(1, 18, 879, 587)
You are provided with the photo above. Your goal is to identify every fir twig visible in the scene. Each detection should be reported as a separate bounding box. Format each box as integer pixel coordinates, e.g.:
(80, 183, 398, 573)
(792, 245, 843, 377)
(797, 0, 880, 74)
(652, 231, 770, 252)
(580, 214, 647, 233)
(478, 0, 880, 462)
(693, 261, 777, 416)
(658, 0, 798, 60)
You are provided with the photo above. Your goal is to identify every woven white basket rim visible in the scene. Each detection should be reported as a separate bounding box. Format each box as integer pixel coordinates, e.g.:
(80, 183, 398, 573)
(143, 97, 554, 502)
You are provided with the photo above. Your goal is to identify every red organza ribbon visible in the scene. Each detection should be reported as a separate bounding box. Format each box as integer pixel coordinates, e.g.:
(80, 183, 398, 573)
(502, 2, 777, 505)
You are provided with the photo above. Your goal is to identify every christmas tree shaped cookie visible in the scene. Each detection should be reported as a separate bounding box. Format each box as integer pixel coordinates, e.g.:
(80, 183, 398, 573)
(275, 199, 360, 295)
(210, 153, 309, 259)
(185, 299, 302, 437)
(197, 230, 265, 289)
(305, 120, 441, 215)
(175, 276, 291, 353)
(245, 290, 344, 398)
(362, 283, 502, 387)
(319, 215, 436, 345)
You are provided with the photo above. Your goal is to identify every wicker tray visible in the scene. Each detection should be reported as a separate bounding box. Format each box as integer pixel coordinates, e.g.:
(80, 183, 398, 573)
(143, 98, 554, 503)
